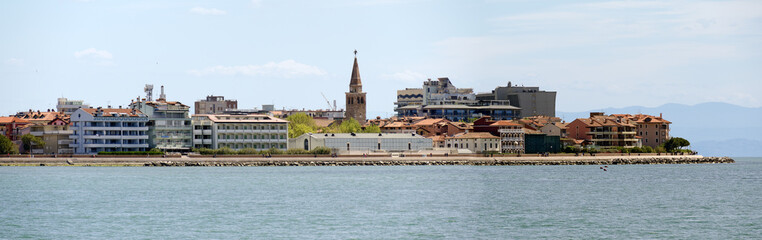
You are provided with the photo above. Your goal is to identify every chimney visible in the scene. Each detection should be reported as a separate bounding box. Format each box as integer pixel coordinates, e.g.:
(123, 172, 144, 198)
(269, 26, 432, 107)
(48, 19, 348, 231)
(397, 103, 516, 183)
(159, 85, 166, 100)
(660, 113, 662, 118)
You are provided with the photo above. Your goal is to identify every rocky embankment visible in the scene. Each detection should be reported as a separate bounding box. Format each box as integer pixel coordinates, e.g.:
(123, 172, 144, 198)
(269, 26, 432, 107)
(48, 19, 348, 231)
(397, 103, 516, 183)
(143, 156, 734, 166)
(0, 155, 734, 167)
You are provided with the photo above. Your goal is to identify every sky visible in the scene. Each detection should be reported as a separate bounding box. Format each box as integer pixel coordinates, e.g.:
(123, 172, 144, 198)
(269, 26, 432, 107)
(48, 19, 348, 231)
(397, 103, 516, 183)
(1, 0, 761, 118)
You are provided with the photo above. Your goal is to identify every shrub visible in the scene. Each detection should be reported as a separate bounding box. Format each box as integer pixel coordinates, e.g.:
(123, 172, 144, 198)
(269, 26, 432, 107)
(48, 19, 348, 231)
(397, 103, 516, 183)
(286, 149, 310, 155)
(309, 147, 332, 155)
(192, 148, 216, 155)
(563, 146, 580, 153)
(237, 148, 259, 155)
(642, 146, 654, 153)
(98, 149, 163, 155)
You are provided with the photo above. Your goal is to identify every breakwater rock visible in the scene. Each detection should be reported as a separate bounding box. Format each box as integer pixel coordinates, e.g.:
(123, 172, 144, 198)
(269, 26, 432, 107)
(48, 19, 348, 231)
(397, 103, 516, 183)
(141, 156, 734, 167)
(0, 155, 734, 167)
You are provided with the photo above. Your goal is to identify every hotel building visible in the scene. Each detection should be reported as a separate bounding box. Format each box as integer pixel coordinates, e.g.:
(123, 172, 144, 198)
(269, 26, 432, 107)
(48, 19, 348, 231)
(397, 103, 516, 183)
(191, 114, 289, 150)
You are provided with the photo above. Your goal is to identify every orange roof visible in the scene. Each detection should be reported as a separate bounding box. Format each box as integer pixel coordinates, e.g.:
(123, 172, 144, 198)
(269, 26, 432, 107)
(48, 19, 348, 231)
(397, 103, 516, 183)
(19, 111, 67, 123)
(381, 122, 408, 128)
(490, 120, 522, 127)
(428, 135, 446, 142)
(449, 132, 499, 139)
(413, 118, 448, 126)
(0, 117, 31, 124)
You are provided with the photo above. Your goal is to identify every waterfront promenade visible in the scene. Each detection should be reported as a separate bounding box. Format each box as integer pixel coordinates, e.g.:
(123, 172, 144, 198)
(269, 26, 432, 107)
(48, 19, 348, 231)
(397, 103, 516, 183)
(0, 154, 733, 166)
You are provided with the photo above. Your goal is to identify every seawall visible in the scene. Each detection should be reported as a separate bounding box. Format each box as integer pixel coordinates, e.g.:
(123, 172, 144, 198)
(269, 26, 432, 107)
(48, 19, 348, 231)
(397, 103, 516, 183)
(0, 155, 734, 166)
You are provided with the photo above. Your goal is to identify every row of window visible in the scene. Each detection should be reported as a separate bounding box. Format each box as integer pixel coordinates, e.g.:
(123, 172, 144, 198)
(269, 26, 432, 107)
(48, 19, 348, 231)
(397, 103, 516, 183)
(217, 143, 286, 149)
(215, 125, 286, 130)
(639, 131, 661, 136)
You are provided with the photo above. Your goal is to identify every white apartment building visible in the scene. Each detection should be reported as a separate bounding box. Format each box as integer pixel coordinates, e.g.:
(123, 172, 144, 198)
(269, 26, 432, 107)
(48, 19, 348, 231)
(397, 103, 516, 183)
(69, 107, 149, 154)
(192, 114, 289, 150)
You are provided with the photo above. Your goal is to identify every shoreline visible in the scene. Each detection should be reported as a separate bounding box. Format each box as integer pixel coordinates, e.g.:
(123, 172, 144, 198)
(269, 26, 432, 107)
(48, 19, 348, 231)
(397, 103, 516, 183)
(0, 155, 734, 166)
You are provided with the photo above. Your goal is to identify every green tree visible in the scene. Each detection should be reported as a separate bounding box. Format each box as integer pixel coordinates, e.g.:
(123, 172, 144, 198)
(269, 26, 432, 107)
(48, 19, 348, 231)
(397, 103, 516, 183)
(286, 113, 316, 127)
(664, 137, 690, 152)
(21, 134, 44, 153)
(339, 118, 362, 133)
(289, 124, 314, 138)
(362, 124, 381, 133)
(0, 135, 19, 154)
(286, 113, 316, 138)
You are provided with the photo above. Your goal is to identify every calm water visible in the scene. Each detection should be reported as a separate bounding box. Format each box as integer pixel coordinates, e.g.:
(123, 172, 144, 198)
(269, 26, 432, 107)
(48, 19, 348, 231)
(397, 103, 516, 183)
(1, 158, 760, 239)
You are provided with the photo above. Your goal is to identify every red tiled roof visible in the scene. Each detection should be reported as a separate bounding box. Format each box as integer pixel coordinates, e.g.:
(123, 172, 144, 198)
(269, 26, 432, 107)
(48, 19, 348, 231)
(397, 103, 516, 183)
(449, 132, 499, 139)
(490, 120, 522, 126)
(0, 117, 31, 124)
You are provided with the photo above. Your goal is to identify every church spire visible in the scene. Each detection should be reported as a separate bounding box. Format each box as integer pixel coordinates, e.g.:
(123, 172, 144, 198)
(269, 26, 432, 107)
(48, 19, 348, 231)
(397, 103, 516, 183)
(350, 50, 362, 93)
(345, 50, 367, 122)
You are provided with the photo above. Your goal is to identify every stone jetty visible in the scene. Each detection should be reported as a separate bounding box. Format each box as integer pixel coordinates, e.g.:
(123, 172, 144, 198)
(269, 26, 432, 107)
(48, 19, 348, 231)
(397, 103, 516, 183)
(0, 155, 734, 167)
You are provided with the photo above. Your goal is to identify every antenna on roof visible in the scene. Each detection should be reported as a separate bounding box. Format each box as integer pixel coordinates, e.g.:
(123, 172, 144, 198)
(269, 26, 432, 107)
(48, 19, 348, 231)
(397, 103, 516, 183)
(144, 84, 154, 101)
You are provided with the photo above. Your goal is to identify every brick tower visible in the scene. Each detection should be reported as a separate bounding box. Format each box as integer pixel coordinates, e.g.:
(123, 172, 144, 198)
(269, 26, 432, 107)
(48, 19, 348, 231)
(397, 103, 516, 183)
(345, 50, 366, 122)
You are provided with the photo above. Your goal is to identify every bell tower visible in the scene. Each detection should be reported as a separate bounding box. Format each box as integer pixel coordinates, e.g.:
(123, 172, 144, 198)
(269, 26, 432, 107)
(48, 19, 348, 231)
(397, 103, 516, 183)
(345, 50, 366, 122)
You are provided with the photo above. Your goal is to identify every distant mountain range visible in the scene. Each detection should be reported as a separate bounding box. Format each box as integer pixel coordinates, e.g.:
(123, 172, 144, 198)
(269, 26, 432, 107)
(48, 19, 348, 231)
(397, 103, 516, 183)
(558, 102, 762, 157)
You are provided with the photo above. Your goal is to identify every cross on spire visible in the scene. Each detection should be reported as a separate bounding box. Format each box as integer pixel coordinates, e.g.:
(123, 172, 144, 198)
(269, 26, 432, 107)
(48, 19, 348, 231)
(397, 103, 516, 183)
(354, 49, 357, 57)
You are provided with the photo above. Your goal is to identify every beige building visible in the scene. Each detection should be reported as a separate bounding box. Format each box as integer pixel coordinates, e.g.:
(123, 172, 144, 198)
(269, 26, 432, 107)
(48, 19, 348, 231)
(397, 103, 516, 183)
(194, 95, 238, 114)
(539, 122, 568, 138)
(444, 132, 500, 153)
(29, 117, 73, 154)
(612, 113, 671, 148)
(192, 114, 288, 150)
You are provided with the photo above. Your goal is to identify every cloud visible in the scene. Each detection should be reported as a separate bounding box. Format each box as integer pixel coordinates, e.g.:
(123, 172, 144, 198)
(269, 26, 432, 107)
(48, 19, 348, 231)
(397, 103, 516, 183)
(74, 48, 112, 59)
(190, 7, 227, 15)
(189, 60, 327, 78)
(4, 58, 24, 66)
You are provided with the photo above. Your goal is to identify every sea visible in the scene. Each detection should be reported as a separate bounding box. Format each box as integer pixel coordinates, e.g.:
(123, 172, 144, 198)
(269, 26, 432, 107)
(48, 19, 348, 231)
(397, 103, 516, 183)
(1, 158, 760, 239)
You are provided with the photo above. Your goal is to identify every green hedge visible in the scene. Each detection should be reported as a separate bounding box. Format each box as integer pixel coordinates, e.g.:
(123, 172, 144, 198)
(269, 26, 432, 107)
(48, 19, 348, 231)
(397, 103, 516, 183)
(192, 147, 331, 155)
(98, 150, 163, 155)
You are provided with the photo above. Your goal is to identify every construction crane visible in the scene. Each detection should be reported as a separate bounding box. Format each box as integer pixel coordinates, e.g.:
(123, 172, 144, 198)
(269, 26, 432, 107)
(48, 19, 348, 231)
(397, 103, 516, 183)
(321, 92, 336, 111)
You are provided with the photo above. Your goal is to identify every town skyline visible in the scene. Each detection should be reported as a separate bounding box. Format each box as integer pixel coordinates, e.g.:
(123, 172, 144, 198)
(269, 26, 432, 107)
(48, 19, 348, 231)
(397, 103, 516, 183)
(2, 1, 761, 117)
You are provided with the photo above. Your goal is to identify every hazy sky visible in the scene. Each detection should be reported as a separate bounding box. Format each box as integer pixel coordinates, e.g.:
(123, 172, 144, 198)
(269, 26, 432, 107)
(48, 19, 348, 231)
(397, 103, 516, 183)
(2, 0, 760, 117)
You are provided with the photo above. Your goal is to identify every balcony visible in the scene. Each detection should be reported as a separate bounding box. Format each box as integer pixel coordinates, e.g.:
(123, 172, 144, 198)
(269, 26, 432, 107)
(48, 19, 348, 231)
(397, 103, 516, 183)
(501, 145, 524, 150)
(82, 126, 148, 131)
(501, 137, 523, 142)
(498, 129, 523, 134)
(590, 138, 639, 142)
(589, 131, 637, 135)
